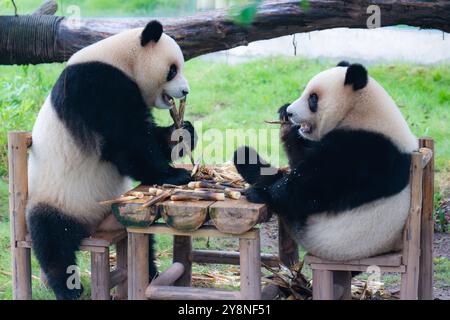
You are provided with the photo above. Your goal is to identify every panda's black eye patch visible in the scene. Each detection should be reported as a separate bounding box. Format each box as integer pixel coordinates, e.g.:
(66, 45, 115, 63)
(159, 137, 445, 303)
(167, 64, 177, 82)
(308, 93, 318, 113)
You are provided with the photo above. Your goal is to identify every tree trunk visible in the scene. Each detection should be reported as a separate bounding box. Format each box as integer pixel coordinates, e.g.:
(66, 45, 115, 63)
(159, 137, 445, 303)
(1, 0, 449, 65)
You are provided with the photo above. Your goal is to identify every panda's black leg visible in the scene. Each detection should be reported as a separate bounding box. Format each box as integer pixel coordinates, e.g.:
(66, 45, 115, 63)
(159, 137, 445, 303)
(27, 204, 89, 300)
(148, 235, 158, 280)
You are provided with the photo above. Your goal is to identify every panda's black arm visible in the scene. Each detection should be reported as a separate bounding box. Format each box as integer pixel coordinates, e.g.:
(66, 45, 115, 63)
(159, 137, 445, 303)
(246, 130, 412, 225)
(281, 125, 314, 168)
(101, 125, 192, 186)
(154, 121, 197, 162)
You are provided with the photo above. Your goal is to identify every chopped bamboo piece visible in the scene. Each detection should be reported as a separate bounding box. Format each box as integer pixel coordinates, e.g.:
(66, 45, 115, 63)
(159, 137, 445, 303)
(193, 188, 241, 200)
(170, 195, 202, 201)
(162, 184, 187, 189)
(127, 191, 145, 199)
(148, 188, 164, 196)
(265, 120, 289, 125)
(188, 181, 225, 190)
(142, 190, 173, 208)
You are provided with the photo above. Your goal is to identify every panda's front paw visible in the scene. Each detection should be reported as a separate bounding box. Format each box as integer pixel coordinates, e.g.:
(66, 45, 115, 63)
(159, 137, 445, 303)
(278, 103, 292, 122)
(181, 121, 197, 151)
(54, 283, 84, 300)
(161, 168, 192, 186)
(245, 186, 268, 204)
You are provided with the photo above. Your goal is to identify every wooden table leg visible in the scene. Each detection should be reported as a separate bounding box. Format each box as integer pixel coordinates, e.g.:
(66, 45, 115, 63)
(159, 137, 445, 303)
(128, 233, 149, 300)
(115, 237, 128, 299)
(240, 231, 261, 300)
(278, 217, 299, 268)
(91, 248, 111, 300)
(173, 235, 192, 287)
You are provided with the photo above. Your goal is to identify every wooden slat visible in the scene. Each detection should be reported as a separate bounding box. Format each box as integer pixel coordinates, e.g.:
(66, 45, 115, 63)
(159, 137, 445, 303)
(418, 139, 434, 300)
(310, 263, 406, 273)
(304, 251, 403, 267)
(400, 152, 424, 299)
(23, 229, 126, 249)
(128, 223, 259, 239)
(8, 132, 32, 300)
(82, 230, 127, 247)
(209, 197, 267, 234)
(146, 285, 240, 300)
(192, 250, 280, 267)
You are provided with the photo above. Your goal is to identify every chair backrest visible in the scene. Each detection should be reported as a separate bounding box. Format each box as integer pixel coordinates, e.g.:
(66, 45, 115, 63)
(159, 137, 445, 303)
(8, 132, 32, 244)
(400, 139, 434, 297)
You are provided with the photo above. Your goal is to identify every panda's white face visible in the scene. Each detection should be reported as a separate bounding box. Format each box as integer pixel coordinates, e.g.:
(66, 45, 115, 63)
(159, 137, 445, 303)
(287, 67, 352, 141)
(134, 27, 190, 109)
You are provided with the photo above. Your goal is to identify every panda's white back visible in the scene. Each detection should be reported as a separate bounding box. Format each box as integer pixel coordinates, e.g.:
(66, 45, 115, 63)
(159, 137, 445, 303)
(28, 97, 132, 228)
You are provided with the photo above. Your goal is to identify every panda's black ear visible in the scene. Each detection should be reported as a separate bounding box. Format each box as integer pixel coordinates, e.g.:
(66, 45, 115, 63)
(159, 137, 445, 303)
(141, 20, 163, 46)
(344, 63, 368, 91)
(337, 61, 350, 67)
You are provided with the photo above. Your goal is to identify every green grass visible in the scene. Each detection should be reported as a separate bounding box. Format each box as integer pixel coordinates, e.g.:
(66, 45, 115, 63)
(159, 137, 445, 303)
(0, 57, 449, 299)
(0, 0, 197, 17)
(0, 0, 259, 17)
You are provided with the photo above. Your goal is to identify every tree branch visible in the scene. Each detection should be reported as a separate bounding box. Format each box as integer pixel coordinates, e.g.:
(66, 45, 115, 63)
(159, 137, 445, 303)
(0, 0, 449, 65)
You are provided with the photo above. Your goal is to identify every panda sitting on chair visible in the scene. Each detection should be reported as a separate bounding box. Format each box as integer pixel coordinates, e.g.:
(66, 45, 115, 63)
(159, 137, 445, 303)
(27, 21, 196, 300)
(234, 62, 417, 262)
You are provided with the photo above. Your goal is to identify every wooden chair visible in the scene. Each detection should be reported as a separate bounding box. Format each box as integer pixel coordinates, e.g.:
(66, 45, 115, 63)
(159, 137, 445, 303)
(8, 132, 128, 300)
(305, 138, 435, 300)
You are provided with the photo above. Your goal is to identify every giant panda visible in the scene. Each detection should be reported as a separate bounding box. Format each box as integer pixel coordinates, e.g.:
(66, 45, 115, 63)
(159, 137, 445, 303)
(27, 21, 196, 300)
(234, 62, 418, 261)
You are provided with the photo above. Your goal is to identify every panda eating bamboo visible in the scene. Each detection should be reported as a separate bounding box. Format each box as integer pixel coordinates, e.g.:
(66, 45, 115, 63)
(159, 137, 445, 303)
(234, 62, 418, 262)
(27, 21, 196, 299)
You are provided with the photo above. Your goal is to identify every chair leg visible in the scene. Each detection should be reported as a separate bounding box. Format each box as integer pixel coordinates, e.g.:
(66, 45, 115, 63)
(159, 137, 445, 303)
(91, 248, 111, 300)
(400, 269, 419, 300)
(173, 235, 192, 287)
(312, 269, 334, 300)
(239, 232, 261, 300)
(12, 247, 32, 300)
(115, 238, 128, 299)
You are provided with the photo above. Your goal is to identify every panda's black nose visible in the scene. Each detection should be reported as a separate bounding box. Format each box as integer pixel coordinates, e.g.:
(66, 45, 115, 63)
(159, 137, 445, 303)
(182, 90, 189, 96)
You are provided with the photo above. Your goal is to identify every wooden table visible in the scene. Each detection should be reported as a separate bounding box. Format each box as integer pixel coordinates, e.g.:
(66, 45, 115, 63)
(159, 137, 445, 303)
(121, 184, 299, 300)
